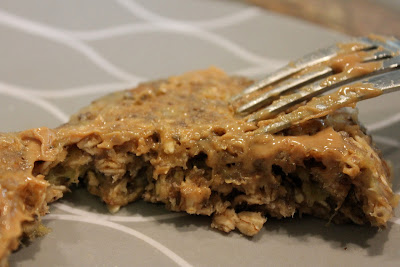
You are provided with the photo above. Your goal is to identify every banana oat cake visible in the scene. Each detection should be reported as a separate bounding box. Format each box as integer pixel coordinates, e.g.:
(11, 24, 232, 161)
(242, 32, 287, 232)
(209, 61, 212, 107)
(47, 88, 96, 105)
(0, 68, 398, 265)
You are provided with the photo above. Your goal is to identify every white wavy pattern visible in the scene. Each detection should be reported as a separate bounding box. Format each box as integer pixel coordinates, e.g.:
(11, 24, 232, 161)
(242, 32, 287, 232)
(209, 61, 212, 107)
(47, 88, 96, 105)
(43, 214, 193, 267)
(0, 0, 398, 265)
(114, 0, 284, 66)
(70, 7, 262, 38)
(391, 217, 400, 225)
(0, 81, 138, 98)
(367, 112, 400, 132)
(0, 82, 68, 122)
(54, 202, 187, 222)
(72, 22, 285, 67)
(0, 9, 143, 83)
(373, 135, 400, 148)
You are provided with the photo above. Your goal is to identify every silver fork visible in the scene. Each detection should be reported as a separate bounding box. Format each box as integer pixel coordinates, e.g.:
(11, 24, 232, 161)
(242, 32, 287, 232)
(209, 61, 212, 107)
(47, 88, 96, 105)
(231, 35, 400, 134)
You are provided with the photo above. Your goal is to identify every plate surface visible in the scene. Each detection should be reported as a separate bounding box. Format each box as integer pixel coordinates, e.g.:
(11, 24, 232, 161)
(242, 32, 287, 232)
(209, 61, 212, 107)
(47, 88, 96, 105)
(1, 0, 399, 266)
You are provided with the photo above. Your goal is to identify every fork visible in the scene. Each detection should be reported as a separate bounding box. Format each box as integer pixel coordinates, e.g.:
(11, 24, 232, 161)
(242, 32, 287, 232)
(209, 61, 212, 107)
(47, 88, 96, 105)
(231, 35, 400, 134)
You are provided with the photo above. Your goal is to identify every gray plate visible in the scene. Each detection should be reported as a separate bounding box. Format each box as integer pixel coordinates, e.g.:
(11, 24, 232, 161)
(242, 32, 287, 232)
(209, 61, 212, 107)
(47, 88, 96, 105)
(2, 0, 399, 266)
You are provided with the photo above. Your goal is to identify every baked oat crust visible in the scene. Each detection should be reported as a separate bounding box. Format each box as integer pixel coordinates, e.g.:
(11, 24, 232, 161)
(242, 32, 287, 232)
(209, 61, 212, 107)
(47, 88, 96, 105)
(0, 68, 398, 264)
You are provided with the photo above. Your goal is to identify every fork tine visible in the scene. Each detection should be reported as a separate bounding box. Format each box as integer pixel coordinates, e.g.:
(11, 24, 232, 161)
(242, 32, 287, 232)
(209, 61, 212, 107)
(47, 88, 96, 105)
(365, 64, 400, 94)
(231, 37, 374, 102)
(230, 45, 338, 102)
(247, 81, 326, 122)
(386, 39, 400, 50)
(236, 66, 332, 114)
(256, 68, 400, 134)
(369, 37, 400, 53)
(243, 49, 396, 120)
(248, 55, 400, 122)
(363, 49, 393, 61)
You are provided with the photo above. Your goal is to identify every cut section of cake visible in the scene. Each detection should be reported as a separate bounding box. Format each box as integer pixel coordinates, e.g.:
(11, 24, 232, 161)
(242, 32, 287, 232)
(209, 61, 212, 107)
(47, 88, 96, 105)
(0, 68, 398, 264)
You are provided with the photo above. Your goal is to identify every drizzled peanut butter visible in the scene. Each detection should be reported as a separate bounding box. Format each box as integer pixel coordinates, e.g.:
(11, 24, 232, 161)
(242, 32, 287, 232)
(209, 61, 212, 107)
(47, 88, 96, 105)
(248, 43, 387, 133)
(0, 66, 398, 265)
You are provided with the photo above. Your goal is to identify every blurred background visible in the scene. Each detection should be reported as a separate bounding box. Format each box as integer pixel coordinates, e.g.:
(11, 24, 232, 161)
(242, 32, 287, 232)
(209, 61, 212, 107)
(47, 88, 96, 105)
(246, 0, 400, 36)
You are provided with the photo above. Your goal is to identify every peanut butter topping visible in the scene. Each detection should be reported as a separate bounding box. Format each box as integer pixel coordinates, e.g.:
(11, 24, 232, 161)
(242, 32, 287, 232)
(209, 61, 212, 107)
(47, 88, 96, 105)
(0, 67, 398, 264)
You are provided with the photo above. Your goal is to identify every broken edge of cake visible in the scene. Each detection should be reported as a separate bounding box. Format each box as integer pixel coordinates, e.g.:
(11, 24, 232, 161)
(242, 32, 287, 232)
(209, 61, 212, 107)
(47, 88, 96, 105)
(0, 67, 398, 263)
